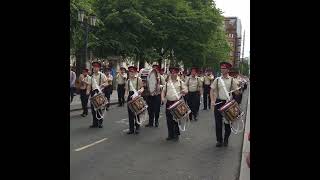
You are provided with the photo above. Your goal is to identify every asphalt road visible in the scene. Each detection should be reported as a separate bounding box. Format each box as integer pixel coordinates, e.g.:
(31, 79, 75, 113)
(70, 88, 249, 180)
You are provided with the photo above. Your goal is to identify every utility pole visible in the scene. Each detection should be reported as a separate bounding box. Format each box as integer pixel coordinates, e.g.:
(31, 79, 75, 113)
(241, 30, 245, 74)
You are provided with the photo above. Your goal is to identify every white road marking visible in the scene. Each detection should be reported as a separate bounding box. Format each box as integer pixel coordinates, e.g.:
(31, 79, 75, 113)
(74, 138, 108, 152)
(122, 128, 129, 132)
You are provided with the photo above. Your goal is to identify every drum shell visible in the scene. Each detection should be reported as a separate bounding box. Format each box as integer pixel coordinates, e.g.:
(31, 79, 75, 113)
(128, 96, 148, 115)
(218, 100, 242, 122)
(90, 92, 107, 110)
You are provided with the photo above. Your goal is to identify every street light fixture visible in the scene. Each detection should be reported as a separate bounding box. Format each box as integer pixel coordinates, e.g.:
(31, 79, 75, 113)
(76, 10, 97, 75)
(78, 10, 85, 22)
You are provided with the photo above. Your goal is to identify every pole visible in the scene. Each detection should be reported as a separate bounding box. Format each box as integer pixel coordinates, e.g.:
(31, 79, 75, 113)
(84, 23, 89, 69)
(241, 30, 245, 74)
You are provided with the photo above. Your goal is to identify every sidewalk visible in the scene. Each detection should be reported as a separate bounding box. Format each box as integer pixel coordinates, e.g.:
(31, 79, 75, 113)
(239, 85, 250, 180)
(70, 90, 119, 112)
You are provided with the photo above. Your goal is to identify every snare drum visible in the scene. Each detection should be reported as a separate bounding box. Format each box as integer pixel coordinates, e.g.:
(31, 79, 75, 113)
(167, 99, 191, 121)
(218, 100, 242, 122)
(128, 96, 148, 115)
(90, 92, 108, 110)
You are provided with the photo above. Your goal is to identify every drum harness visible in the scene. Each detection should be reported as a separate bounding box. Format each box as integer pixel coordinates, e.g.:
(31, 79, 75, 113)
(128, 78, 148, 125)
(167, 79, 190, 131)
(217, 77, 244, 134)
(91, 73, 107, 120)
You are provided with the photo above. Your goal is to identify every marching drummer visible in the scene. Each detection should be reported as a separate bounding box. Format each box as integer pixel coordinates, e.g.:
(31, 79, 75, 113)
(146, 63, 166, 128)
(79, 68, 91, 117)
(185, 67, 202, 121)
(125, 66, 144, 134)
(104, 67, 113, 109)
(229, 68, 243, 105)
(210, 62, 240, 147)
(87, 61, 108, 128)
(203, 69, 214, 110)
(161, 67, 188, 141)
(116, 67, 127, 107)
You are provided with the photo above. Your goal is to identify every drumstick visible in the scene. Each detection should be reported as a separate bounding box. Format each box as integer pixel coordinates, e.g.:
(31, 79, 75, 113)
(214, 102, 223, 106)
(228, 87, 242, 94)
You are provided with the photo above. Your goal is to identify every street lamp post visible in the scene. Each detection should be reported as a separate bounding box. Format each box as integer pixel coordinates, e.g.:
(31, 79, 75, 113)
(77, 10, 96, 73)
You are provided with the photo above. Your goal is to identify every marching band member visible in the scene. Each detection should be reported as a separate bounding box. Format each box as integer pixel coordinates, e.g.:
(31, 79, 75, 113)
(79, 68, 91, 117)
(146, 63, 166, 128)
(87, 61, 108, 128)
(203, 69, 214, 110)
(229, 68, 243, 105)
(104, 67, 113, 109)
(186, 67, 202, 121)
(210, 62, 240, 147)
(116, 67, 127, 107)
(125, 66, 144, 134)
(161, 67, 188, 141)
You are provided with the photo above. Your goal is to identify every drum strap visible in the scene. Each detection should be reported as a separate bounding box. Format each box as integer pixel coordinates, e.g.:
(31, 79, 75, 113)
(91, 73, 102, 92)
(218, 77, 231, 101)
(187, 77, 200, 92)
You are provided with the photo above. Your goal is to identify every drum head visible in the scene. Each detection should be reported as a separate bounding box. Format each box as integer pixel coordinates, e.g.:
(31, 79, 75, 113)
(148, 69, 158, 94)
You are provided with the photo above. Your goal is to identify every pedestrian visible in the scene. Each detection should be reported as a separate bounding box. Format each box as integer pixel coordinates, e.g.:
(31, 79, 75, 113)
(104, 67, 113, 109)
(125, 66, 144, 134)
(145, 63, 165, 128)
(203, 69, 214, 110)
(185, 67, 202, 121)
(70, 65, 76, 103)
(87, 61, 109, 128)
(161, 67, 188, 141)
(79, 68, 91, 117)
(116, 67, 127, 107)
(210, 62, 240, 147)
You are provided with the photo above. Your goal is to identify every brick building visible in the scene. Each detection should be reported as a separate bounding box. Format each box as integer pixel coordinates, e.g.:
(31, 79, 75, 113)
(224, 17, 242, 68)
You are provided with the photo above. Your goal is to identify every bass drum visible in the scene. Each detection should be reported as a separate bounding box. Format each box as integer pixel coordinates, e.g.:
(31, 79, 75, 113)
(147, 69, 159, 96)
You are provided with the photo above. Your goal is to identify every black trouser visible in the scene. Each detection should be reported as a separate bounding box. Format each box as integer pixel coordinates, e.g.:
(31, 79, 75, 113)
(214, 99, 231, 143)
(166, 101, 180, 138)
(203, 85, 211, 109)
(117, 84, 125, 106)
(187, 91, 200, 119)
(70, 87, 75, 103)
(147, 94, 161, 125)
(80, 89, 89, 114)
(232, 92, 243, 105)
(104, 85, 112, 107)
(127, 91, 140, 132)
(90, 90, 104, 126)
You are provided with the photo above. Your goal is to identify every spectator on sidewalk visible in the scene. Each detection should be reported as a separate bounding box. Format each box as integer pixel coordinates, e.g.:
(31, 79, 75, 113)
(79, 68, 91, 117)
(70, 65, 76, 103)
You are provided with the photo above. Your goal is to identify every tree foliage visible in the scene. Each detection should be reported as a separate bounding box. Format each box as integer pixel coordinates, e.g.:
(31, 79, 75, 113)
(71, 0, 231, 69)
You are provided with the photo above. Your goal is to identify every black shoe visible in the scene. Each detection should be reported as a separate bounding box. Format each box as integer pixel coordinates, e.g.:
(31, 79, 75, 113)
(135, 130, 140, 134)
(89, 125, 98, 128)
(166, 137, 174, 141)
(145, 124, 153, 127)
(216, 142, 223, 147)
(155, 123, 159, 127)
(127, 131, 134, 134)
(81, 114, 86, 117)
(194, 116, 198, 121)
(203, 108, 207, 110)
(98, 124, 103, 128)
(223, 140, 229, 147)
(173, 136, 179, 141)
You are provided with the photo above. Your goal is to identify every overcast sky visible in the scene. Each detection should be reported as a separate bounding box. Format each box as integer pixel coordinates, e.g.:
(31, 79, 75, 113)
(214, 0, 250, 58)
